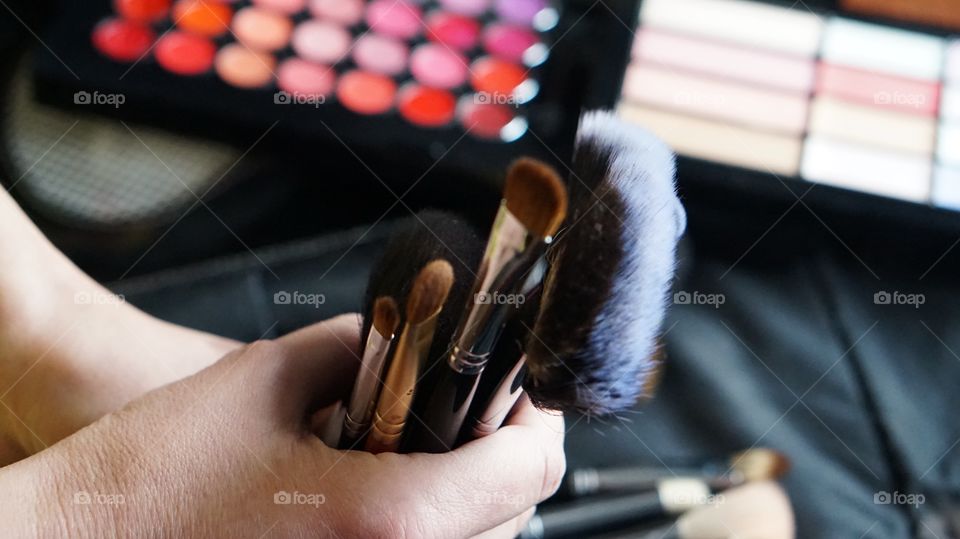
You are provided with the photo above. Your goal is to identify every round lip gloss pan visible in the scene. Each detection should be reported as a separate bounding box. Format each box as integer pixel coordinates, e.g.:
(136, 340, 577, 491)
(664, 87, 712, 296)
(482, 24, 539, 63)
(353, 34, 409, 76)
(426, 12, 481, 51)
(365, 0, 423, 40)
(439, 0, 490, 17)
(92, 18, 156, 63)
(154, 31, 216, 75)
(114, 0, 171, 23)
(398, 84, 456, 127)
(494, 0, 548, 26)
(233, 7, 293, 52)
(214, 44, 276, 88)
(337, 70, 397, 115)
(410, 43, 469, 89)
(277, 58, 335, 97)
(173, 0, 233, 37)
(310, 0, 365, 26)
(292, 20, 352, 65)
(470, 57, 527, 95)
(252, 0, 307, 15)
(458, 98, 516, 139)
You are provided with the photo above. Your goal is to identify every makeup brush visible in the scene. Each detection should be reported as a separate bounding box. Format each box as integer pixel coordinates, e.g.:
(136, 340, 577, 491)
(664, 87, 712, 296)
(563, 448, 791, 498)
(606, 481, 796, 539)
(340, 296, 401, 449)
(410, 158, 568, 453)
(524, 110, 686, 416)
(520, 478, 715, 539)
(365, 260, 454, 454)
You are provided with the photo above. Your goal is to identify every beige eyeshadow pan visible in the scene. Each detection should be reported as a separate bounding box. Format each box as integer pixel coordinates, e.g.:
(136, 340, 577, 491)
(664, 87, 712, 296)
(621, 64, 809, 135)
(619, 102, 803, 176)
(808, 96, 937, 155)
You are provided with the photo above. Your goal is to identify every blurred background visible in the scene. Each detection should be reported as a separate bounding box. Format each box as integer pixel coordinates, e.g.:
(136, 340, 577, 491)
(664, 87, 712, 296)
(3, 0, 960, 536)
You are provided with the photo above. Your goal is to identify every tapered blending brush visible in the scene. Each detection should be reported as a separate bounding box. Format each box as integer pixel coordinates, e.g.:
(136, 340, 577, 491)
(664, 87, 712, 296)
(409, 159, 568, 453)
(523, 110, 686, 416)
(563, 448, 791, 498)
(365, 260, 454, 454)
(340, 297, 400, 449)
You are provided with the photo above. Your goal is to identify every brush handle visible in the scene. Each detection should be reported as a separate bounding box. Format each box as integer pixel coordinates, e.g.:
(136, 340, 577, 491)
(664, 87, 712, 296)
(519, 492, 665, 539)
(466, 359, 526, 439)
(408, 367, 481, 453)
(564, 467, 709, 498)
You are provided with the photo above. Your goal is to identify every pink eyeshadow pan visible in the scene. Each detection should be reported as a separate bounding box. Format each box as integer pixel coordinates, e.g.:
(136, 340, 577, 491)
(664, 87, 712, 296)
(483, 24, 538, 63)
(292, 20, 351, 64)
(252, 0, 306, 15)
(365, 0, 423, 40)
(353, 34, 409, 76)
(410, 43, 469, 89)
(426, 12, 481, 51)
(815, 62, 940, 116)
(309, 0, 364, 25)
(439, 0, 490, 17)
(277, 58, 335, 96)
(233, 7, 293, 52)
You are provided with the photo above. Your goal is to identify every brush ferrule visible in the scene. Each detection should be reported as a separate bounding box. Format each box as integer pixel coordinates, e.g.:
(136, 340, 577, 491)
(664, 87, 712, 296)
(342, 328, 394, 444)
(450, 206, 548, 372)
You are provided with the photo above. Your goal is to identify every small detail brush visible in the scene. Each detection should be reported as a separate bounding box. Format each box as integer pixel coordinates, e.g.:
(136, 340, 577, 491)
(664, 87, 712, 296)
(563, 448, 791, 498)
(340, 297, 400, 449)
(365, 260, 454, 454)
(410, 159, 568, 453)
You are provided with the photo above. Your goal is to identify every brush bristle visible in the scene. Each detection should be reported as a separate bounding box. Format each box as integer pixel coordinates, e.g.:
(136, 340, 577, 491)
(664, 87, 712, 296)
(504, 158, 568, 238)
(406, 260, 455, 324)
(524, 110, 686, 416)
(676, 481, 795, 539)
(731, 449, 791, 482)
(372, 297, 400, 338)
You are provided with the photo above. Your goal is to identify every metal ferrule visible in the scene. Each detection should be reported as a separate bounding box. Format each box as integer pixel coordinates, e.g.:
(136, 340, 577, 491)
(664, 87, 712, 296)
(342, 328, 394, 444)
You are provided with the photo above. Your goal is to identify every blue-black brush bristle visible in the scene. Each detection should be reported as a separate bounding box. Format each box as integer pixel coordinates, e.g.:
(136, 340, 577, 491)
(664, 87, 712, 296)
(525, 111, 686, 416)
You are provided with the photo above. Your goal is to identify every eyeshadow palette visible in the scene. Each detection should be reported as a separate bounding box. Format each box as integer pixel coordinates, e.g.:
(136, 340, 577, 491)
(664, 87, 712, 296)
(33, 0, 633, 183)
(620, 0, 960, 227)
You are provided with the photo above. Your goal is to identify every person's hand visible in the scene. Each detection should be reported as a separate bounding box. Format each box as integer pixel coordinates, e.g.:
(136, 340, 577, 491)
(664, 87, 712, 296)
(0, 190, 237, 464)
(0, 314, 566, 538)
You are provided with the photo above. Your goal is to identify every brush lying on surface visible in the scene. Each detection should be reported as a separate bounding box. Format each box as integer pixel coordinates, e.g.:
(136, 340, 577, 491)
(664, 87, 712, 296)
(522, 480, 794, 539)
(621, 482, 795, 539)
(563, 448, 791, 498)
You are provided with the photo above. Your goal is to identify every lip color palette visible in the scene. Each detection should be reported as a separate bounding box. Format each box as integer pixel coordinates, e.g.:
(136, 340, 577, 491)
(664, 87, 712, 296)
(88, 0, 556, 140)
(620, 0, 960, 213)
